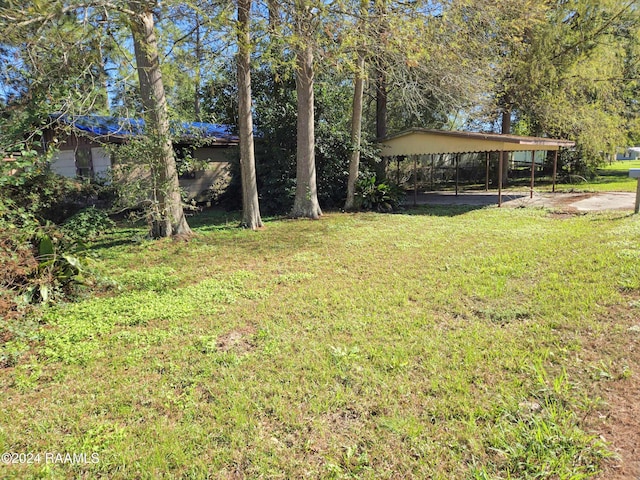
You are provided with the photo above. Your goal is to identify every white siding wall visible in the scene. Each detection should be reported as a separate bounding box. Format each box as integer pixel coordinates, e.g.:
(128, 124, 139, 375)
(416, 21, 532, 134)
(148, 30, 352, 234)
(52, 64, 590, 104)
(91, 147, 111, 179)
(50, 150, 76, 178)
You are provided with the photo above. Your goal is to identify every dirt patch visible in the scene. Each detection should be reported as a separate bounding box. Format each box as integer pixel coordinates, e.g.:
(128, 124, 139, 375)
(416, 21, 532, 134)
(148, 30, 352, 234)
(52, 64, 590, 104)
(217, 326, 256, 354)
(554, 193, 593, 205)
(594, 380, 640, 479)
(326, 406, 363, 426)
(579, 298, 640, 480)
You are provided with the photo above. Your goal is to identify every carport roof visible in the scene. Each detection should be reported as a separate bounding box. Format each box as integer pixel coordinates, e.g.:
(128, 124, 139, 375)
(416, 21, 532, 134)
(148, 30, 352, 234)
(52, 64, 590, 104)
(379, 128, 575, 157)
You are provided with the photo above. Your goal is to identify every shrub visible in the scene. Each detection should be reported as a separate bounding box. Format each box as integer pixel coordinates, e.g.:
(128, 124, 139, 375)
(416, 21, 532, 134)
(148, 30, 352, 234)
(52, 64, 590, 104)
(62, 207, 116, 241)
(558, 148, 599, 179)
(1, 150, 110, 226)
(356, 175, 405, 212)
(25, 229, 88, 304)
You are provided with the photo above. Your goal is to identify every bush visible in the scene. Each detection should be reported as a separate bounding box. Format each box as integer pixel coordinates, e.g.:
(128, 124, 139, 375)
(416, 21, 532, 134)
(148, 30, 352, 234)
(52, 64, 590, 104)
(356, 175, 405, 212)
(0, 220, 112, 367)
(21, 173, 99, 224)
(1, 151, 111, 227)
(1, 224, 89, 303)
(62, 207, 116, 241)
(558, 148, 599, 179)
(30, 230, 88, 304)
(1, 147, 112, 317)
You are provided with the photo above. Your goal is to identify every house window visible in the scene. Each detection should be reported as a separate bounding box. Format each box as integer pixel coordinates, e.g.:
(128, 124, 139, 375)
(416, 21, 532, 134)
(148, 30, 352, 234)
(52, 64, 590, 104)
(76, 149, 93, 179)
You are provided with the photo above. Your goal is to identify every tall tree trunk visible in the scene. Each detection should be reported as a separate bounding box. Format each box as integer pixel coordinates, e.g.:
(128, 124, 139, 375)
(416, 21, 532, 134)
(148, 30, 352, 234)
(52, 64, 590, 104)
(345, 50, 366, 211)
(194, 15, 201, 121)
(500, 108, 511, 187)
(129, 2, 192, 238)
(374, 0, 388, 181)
(376, 69, 387, 141)
(501, 108, 511, 135)
(237, 0, 263, 230)
(291, 40, 322, 219)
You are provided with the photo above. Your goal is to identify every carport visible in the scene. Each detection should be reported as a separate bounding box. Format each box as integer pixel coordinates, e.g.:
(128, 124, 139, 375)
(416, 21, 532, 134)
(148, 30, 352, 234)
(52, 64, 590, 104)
(379, 128, 575, 206)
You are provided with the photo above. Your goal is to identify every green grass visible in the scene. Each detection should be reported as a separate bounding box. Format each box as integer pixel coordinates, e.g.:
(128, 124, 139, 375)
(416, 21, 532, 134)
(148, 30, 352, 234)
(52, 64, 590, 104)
(545, 160, 640, 192)
(1, 207, 639, 478)
(456, 160, 640, 193)
(598, 159, 640, 172)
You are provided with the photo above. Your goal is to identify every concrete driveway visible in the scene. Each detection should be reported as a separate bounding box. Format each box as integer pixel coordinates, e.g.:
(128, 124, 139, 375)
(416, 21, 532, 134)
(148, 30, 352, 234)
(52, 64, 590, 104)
(409, 191, 636, 212)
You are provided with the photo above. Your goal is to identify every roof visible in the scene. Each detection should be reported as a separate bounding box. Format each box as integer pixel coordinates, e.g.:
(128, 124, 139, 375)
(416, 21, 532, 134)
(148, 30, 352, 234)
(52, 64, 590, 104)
(50, 114, 238, 145)
(379, 128, 575, 157)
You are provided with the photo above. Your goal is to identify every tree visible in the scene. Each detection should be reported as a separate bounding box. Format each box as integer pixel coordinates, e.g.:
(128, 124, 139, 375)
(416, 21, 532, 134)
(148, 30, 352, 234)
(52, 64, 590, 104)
(1, 1, 194, 237)
(0, 2, 113, 150)
(236, 0, 262, 229)
(129, 0, 192, 237)
(290, 0, 322, 219)
(466, 0, 550, 184)
(530, 0, 639, 166)
(478, 0, 640, 173)
(344, 50, 366, 211)
(344, 0, 368, 211)
(155, 2, 228, 122)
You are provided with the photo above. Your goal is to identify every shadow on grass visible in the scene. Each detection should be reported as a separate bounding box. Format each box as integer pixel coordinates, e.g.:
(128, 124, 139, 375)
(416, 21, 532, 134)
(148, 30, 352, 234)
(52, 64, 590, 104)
(188, 209, 290, 233)
(598, 169, 628, 177)
(560, 163, 636, 186)
(83, 227, 148, 252)
(593, 172, 636, 183)
(87, 210, 247, 252)
(400, 190, 529, 214)
(401, 204, 486, 217)
(186, 208, 243, 232)
(587, 211, 637, 222)
(87, 236, 143, 251)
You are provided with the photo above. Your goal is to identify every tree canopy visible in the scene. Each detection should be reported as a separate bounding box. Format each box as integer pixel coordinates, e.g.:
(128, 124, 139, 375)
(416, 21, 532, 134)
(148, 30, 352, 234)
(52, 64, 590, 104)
(1, 0, 639, 215)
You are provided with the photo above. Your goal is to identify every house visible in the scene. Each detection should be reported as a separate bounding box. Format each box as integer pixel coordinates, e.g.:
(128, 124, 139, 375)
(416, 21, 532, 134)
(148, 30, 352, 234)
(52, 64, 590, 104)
(616, 147, 640, 161)
(43, 114, 239, 200)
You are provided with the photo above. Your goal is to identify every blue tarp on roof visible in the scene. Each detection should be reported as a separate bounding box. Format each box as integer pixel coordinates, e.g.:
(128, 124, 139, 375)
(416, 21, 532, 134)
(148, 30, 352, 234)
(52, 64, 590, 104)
(50, 114, 238, 143)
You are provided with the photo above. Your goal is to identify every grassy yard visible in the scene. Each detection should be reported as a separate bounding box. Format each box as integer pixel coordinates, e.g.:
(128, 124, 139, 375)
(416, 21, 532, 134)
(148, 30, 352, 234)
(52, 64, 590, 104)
(585, 160, 640, 192)
(533, 160, 640, 193)
(1, 207, 640, 479)
(431, 160, 640, 194)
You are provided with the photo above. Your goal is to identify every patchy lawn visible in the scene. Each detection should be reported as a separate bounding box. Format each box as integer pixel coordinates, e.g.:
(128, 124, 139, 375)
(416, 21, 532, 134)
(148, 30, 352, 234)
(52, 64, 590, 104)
(552, 160, 640, 193)
(1, 207, 639, 479)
